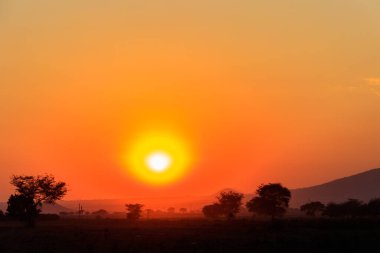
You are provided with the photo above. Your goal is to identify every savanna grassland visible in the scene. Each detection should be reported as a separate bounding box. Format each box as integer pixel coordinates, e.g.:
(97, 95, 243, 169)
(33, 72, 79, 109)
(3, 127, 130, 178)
(1, 218, 380, 253)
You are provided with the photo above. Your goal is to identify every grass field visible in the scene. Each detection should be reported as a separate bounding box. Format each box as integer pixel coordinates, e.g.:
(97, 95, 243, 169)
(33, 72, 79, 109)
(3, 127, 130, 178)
(1, 218, 379, 253)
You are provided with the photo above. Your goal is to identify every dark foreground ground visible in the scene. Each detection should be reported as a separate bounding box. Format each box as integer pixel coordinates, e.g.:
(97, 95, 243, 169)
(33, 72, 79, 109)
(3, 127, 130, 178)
(1, 218, 380, 253)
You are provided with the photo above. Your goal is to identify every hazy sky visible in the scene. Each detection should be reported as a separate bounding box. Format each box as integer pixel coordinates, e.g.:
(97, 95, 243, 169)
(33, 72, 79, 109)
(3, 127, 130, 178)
(1, 0, 379, 201)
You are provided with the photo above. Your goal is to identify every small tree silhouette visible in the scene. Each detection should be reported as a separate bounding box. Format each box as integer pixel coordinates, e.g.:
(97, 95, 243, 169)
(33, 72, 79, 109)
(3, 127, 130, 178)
(179, 208, 187, 214)
(323, 199, 364, 218)
(322, 202, 341, 217)
(202, 190, 244, 219)
(341, 199, 364, 217)
(217, 190, 244, 219)
(126, 203, 143, 221)
(246, 183, 291, 220)
(7, 174, 67, 227)
(300, 201, 325, 217)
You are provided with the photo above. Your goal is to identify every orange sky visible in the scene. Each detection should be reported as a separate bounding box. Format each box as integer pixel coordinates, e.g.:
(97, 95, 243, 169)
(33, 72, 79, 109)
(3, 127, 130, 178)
(1, 1, 380, 201)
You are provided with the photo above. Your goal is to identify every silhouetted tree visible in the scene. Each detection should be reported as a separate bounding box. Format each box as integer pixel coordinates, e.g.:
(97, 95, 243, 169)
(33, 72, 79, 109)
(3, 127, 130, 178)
(179, 208, 187, 214)
(323, 199, 364, 218)
(300, 201, 325, 217)
(246, 183, 291, 220)
(202, 190, 244, 219)
(8, 175, 67, 226)
(217, 190, 244, 218)
(202, 203, 223, 219)
(7, 194, 40, 224)
(366, 198, 380, 216)
(167, 207, 175, 214)
(342, 199, 364, 217)
(323, 202, 341, 218)
(126, 203, 143, 220)
(0, 209, 5, 220)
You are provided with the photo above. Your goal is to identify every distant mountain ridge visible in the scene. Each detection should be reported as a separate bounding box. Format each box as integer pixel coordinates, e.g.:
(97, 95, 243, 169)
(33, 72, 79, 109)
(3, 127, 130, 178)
(290, 168, 380, 207)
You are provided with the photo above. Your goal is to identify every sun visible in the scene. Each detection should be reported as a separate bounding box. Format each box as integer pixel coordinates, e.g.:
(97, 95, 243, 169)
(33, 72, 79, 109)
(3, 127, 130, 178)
(124, 131, 192, 185)
(145, 151, 172, 173)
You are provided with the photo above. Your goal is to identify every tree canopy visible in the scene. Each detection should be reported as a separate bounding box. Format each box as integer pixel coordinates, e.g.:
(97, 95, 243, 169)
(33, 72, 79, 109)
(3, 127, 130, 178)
(126, 203, 144, 220)
(11, 175, 67, 205)
(7, 174, 67, 226)
(300, 201, 325, 217)
(246, 183, 291, 219)
(202, 190, 244, 219)
(323, 199, 364, 218)
(217, 190, 244, 218)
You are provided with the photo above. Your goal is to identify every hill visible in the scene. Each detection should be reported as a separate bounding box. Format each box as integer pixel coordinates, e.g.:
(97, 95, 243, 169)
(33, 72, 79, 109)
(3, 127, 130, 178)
(290, 168, 380, 207)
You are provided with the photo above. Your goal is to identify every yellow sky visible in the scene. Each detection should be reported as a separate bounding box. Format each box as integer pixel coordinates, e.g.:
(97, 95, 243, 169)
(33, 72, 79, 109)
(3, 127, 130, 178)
(0, 1, 379, 200)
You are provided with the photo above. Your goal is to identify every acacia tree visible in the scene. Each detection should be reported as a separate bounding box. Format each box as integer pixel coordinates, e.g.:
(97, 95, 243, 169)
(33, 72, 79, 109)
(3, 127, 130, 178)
(217, 190, 244, 219)
(126, 203, 144, 220)
(246, 183, 291, 220)
(202, 190, 244, 219)
(7, 175, 67, 226)
(300, 201, 325, 217)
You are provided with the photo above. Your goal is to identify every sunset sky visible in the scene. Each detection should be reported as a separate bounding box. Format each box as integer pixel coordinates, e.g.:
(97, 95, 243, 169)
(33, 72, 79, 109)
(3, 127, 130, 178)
(1, 1, 379, 201)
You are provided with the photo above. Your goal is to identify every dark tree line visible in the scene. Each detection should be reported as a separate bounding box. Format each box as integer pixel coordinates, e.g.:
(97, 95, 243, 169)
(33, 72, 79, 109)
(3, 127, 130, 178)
(300, 201, 325, 216)
(301, 198, 380, 218)
(203, 184, 380, 220)
(3, 173, 380, 227)
(203, 183, 291, 220)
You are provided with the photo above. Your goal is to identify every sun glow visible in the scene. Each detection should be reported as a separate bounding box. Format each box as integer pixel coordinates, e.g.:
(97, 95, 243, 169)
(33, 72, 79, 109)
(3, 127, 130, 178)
(125, 131, 192, 185)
